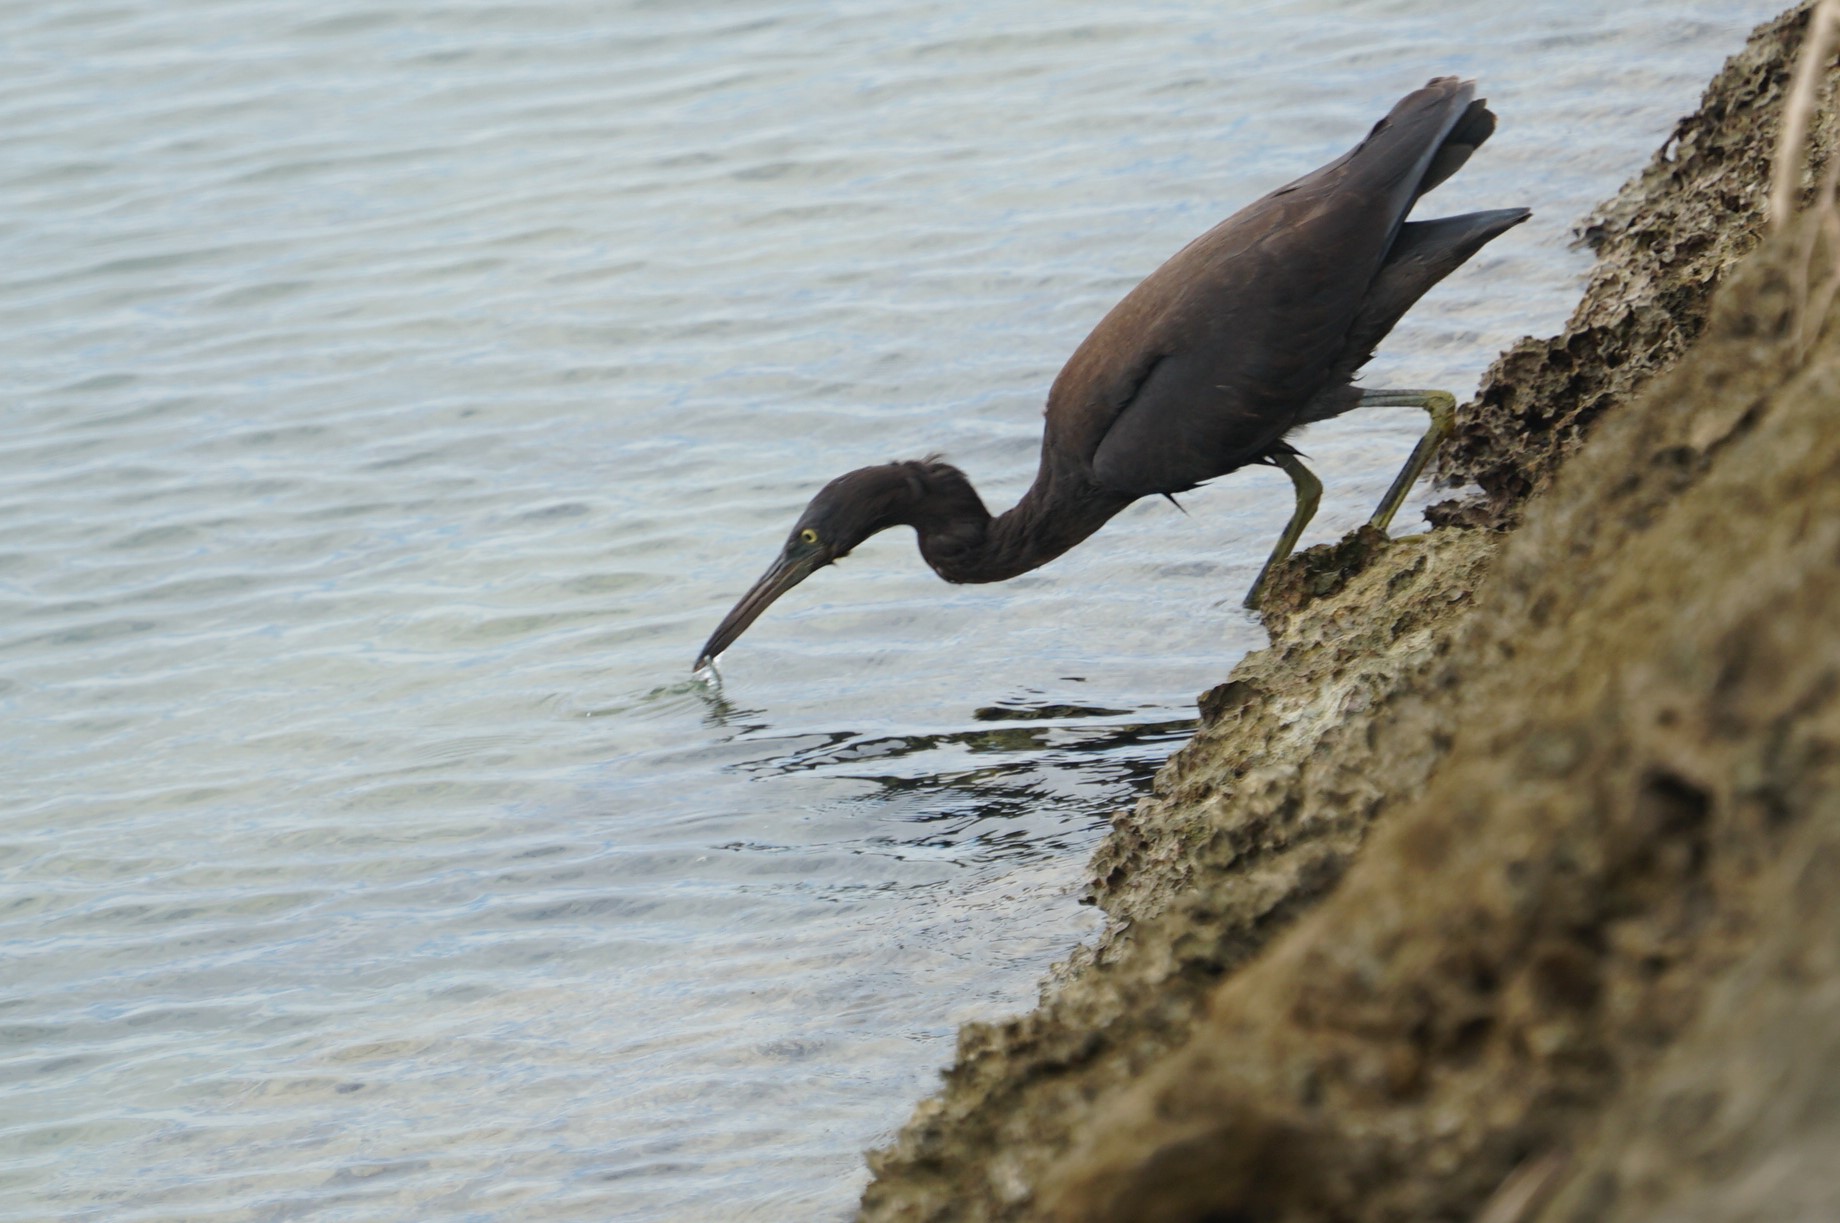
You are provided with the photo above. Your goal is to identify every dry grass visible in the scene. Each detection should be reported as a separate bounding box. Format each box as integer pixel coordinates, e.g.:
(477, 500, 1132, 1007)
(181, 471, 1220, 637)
(1771, 0, 1839, 228)
(1775, 0, 1840, 360)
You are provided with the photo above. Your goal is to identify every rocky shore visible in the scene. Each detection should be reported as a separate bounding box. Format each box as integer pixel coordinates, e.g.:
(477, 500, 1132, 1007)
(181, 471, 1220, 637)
(860, 4, 1840, 1219)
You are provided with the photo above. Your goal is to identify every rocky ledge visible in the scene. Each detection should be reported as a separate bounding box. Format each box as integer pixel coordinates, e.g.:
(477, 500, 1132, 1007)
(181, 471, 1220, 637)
(861, 4, 1840, 1220)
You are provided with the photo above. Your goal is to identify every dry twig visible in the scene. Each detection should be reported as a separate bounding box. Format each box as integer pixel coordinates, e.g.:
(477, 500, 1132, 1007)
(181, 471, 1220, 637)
(1770, 0, 1840, 229)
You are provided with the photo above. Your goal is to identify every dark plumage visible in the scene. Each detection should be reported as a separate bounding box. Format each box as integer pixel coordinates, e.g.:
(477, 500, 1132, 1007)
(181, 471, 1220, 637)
(696, 77, 1528, 670)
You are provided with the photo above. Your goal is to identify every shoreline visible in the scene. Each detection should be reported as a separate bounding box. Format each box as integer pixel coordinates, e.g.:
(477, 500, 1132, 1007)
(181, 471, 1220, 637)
(860, 4, 1840, 1219)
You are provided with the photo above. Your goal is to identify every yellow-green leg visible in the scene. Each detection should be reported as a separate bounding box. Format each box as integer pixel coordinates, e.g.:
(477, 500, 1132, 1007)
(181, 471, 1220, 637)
(1243, 451, 1322, 609)
(1363, 389, 1457, 532)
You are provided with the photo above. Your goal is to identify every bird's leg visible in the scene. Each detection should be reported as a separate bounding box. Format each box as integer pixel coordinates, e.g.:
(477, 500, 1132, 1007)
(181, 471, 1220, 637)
(1361, 389, 1457, 532)
(1243, 451, 1322, 609)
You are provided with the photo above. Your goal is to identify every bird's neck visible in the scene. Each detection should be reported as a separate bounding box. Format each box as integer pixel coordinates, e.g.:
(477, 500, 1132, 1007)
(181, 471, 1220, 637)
(908, 456, 1129, 585)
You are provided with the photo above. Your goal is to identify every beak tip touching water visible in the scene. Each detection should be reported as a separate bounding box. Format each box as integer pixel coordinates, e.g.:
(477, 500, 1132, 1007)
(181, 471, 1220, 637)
(693, 550, 823, 672)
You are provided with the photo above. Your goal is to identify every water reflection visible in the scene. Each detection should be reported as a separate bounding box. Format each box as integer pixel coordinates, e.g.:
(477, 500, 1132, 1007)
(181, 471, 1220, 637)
(739, 709, 1194, 779)
(712, 693, 1197, 868)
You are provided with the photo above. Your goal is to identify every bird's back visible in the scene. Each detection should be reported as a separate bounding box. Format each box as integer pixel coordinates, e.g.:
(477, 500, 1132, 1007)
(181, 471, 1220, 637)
(1044, 78, 1505, 500)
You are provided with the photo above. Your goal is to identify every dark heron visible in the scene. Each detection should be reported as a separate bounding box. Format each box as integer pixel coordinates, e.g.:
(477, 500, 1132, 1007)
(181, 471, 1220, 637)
(696, 77, 1527, 671)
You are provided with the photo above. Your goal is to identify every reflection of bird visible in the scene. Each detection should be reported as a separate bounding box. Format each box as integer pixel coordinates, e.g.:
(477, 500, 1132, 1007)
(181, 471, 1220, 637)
(696, 77, 1527, 671)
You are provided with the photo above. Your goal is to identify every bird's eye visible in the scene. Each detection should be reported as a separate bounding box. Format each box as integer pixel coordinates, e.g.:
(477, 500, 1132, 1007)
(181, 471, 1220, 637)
(799, 528, 820, 546)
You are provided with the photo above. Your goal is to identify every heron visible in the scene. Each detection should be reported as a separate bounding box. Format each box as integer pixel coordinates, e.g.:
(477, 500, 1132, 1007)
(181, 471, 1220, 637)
(695, 77, 1527, 671)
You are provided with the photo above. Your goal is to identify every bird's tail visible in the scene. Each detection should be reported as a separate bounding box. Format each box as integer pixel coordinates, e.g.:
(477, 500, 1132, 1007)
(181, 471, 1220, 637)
(1417, 95, 1497, 196)
(1331, 77, 1497, 218)
(1336, 207, 1532, 378)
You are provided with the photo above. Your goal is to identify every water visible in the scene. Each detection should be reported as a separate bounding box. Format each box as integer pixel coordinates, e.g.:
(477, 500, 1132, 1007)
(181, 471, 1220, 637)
(1, 1, 1784, 1218)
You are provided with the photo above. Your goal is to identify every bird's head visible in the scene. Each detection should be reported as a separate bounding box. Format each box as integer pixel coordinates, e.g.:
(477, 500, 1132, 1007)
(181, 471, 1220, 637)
(694, 463, 937, 670)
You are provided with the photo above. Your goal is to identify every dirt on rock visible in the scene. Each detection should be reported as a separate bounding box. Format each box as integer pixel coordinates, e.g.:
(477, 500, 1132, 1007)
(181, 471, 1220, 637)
(858, 4, 1840, 1221)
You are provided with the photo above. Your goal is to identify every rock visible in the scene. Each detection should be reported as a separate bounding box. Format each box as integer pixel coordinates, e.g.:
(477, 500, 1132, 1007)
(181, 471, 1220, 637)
(860, 5, 1840, 1220)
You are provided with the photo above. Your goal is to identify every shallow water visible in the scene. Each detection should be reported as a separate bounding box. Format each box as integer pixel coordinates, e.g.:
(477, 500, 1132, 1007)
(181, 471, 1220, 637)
(1, 1, 1785, 1218)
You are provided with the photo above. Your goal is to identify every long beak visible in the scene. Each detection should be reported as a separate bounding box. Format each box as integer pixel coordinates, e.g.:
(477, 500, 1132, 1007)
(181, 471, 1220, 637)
(694, 550, 824, 670)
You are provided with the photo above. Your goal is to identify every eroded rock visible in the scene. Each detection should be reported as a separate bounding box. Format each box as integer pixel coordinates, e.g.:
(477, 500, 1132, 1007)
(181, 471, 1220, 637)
(859, 5, 1840, 1220)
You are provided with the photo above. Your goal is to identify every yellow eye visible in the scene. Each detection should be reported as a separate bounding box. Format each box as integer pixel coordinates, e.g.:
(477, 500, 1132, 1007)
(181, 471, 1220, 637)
(799, 528, 820, 546)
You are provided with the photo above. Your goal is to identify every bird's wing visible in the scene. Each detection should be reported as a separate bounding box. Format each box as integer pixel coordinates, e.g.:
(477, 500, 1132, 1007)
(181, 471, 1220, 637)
(1047, 79, 1486, 498)
(1075, 198, 1354, 496)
